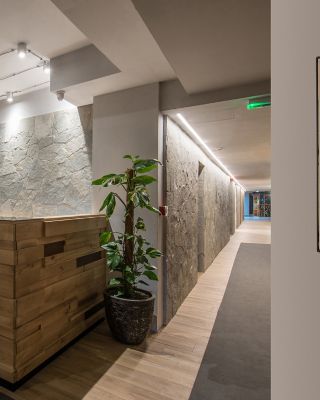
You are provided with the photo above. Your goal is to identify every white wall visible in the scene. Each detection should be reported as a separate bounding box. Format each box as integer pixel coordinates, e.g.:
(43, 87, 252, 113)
(272, 1, 320, 398)
(0, 87, 76, 124)
(92, 83, 164, 328)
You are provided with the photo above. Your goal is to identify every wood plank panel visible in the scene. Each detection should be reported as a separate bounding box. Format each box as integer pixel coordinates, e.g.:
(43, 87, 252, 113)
(0, 248, 16, 266)
(15, 220, 43, 241)
(0, 216, 106, 383)
(0, 297, 15, 333)
(0, 222, 14, 241)
(44, 216, 105, 237)
(16, 262, 105, 327)
(0, 264, 14, 298)
(0, 336, 15, 382)
(15, 311, 104, 382)
(44, 246, 102, 266)
(15, 302, 104, 368)
(15, 258, 105, 298)
(17, 245, 44, 264)
(0, 240, 16, 250)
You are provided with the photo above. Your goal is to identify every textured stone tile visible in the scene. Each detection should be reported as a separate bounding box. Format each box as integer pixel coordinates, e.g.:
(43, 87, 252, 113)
(0, 106, 93, 217)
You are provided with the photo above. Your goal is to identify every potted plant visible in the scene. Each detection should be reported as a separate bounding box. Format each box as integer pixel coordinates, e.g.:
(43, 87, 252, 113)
(92, 155, 162, 345)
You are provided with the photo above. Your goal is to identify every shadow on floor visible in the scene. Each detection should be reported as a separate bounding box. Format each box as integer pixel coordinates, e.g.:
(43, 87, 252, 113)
(0, 322, 137, 400)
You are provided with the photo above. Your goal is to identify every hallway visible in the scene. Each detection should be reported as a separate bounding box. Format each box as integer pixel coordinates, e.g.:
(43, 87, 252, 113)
(1, 221, 271, 400)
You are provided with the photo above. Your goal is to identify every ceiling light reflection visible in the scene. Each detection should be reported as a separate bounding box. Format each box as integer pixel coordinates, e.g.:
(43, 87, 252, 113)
(176, 113, 246, 191)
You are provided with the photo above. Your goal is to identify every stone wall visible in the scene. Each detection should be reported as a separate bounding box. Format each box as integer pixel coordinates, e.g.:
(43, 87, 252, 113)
(0, 105, 92, 217)
(236, 186, 241, 228)
(165, 117, 232, 323)
(229, 180, 236, 235)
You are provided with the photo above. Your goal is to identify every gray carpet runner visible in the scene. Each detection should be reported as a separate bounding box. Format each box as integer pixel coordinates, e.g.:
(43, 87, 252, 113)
(189, 243, 270, 400)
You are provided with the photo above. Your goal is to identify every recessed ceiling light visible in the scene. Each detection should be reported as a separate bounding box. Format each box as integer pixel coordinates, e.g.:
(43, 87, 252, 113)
(43, 60, 50, 74)
(6, 92, 13, 103)
(213, 146, 223, 151)
(17, 42, 27, 59)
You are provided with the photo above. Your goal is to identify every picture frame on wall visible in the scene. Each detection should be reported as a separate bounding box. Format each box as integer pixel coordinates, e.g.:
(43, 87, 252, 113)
(316, 56, 320, 251)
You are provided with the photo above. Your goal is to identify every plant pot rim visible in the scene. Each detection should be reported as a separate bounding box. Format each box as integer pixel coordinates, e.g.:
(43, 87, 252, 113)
(104, 287, 155, 302)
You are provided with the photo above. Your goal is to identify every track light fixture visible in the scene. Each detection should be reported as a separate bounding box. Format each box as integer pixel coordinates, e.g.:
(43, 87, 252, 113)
(0, 42, 51, 104)
(43, 60, 50, 74)
(0, 81, 49, 104)
(56, 90, 65, 101)
(17, 42, 28, 59)
(6, 92, 13, 103)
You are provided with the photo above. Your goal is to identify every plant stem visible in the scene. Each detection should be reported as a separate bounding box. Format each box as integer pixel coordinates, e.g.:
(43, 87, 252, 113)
(124, 168, 135, 296)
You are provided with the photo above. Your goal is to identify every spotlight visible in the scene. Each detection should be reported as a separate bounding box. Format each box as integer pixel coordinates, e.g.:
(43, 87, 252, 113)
(43, 60, 50, 74)
(6, 92, 13, 103)
(17, 42, 27, 59)
(56, 90, 65, 101)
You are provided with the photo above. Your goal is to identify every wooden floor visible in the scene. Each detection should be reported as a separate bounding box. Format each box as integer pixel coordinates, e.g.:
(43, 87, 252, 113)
(2, 220, 271, 400)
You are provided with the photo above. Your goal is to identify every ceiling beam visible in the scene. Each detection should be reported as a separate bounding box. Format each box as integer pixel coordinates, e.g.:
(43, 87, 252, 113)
(160, 79, 271, 111)
(50, 45, 120, 92)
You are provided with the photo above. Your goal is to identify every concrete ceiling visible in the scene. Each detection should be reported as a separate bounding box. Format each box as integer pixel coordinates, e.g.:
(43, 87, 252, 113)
(50, 0, 176, 104)
(0, 0, 89, 100)
(133, 0, 270, 94)
(166, 99, 271, 190)
(0, 0, 270, 105)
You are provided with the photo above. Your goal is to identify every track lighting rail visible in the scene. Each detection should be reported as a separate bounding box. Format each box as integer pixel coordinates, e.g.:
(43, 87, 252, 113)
(0, 48, 15, 57)
(0, 81, 49, 102)
(0, 64, 42, 81)
(0, 42, 50, 103)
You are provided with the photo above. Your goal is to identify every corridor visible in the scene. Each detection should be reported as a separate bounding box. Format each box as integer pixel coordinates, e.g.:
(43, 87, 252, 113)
(1, 221, 271, 400)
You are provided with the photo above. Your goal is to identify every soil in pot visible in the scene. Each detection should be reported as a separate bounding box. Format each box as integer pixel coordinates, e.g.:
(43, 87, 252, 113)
(104, 288, 155, 345)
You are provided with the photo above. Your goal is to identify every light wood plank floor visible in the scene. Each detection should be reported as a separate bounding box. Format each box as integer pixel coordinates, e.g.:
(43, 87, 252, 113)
(2, 220, 271, 400)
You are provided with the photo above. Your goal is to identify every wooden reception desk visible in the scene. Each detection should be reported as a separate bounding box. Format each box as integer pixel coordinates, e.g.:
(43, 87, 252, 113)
(0, 215, 106, 384)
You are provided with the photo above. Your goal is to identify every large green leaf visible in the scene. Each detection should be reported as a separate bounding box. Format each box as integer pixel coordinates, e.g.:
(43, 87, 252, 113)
(128, 191, 139, 207)
(100, 192, 116, 216)
(107, 253, 121, 269)
(99, 192, 114, 213)
(92, 173, 117, 186)
(109, 277, 124, 287)
(103, 174, 126, 187)
(135, 217, 145, 230)
(100, 231, 112, 245)
(133, 175, 157, 185)
(138, 280, 149, 286)
(146, 247, 162, 258)
(103, 242, 118, 251)
(146, 204, 161, 215)
(123, 154, 139, 162)
(133, 159, 161, 174)
(144, 264, 157, 270)
(136, 190, 150, 208)
(143, 270, 158, 281)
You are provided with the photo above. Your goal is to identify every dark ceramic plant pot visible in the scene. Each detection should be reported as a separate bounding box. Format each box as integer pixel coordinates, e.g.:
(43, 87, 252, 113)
(104, 288, 155, 345)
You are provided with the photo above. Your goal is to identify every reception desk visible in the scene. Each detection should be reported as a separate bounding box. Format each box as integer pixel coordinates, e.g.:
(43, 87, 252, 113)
(0, 215, 106, 384)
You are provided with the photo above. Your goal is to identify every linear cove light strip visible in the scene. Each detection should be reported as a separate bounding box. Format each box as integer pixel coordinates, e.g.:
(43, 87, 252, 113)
(176, 113, 246, 191)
